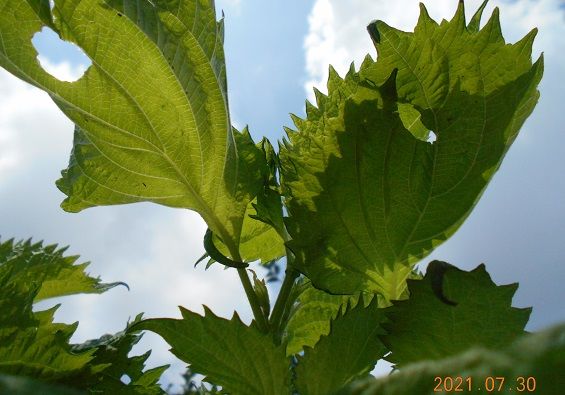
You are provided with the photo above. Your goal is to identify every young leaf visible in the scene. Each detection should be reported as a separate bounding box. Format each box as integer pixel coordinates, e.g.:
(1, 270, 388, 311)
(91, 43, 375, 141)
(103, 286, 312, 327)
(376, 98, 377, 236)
(382, 261, 531, 366)
(279, 2, 543, 299)
(0, 0, 267, 260)
(251, 270, 271, 316)
(284, 281, 375, 356)
(135, 308, 291, 395)
(294, 299, 387, 395)
(340, 323, 565, 395)
(209, 197, 286, 265)
(211, 136, 286, 264)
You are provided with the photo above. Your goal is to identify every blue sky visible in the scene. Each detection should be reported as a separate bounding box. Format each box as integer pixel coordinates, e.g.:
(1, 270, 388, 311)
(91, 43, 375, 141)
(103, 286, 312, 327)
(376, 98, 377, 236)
(1, 0, 564, 390)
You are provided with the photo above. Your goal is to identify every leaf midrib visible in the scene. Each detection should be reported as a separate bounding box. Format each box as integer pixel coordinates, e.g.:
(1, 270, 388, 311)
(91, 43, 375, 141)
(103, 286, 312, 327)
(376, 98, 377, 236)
(11, 2, 238, 253)
(379, 26, 490, 262)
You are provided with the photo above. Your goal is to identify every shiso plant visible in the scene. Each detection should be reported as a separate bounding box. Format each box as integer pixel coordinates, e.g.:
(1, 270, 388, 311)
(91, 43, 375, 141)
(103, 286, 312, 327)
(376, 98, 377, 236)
(0, 0, 563, 394)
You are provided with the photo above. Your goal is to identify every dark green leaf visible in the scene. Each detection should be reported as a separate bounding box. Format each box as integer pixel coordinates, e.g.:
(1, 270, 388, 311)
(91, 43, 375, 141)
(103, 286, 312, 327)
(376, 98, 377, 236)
(294, 299, 387, 395)
(0, 238, 164, 393)
(135, 308, 291, 395)
(71, 314, 168, 394)
(284, 281, 374, 356)
(382, 261, 531, 366)
(340, 323, 565, 395)
(0, 374, 85, 395)
(0, 238, 125, 301)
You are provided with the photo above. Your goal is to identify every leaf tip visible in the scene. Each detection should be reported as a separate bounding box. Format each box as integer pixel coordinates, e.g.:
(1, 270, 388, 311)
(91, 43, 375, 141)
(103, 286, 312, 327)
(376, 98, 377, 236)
(367, 20, 381, 46)
(468, 0, 489, 32)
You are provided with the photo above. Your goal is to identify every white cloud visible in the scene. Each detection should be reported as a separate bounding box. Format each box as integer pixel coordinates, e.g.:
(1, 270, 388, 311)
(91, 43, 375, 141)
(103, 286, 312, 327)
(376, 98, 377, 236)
(0, 69, 73, 177)
(36, 55, 88, 82)
(304, 0, 564, 100)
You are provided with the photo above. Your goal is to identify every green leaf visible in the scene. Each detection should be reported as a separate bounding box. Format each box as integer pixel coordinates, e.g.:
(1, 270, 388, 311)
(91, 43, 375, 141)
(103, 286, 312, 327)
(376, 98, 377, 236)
(251, 138, 287, 239)
(284, 281, 374, 356)
(0, 374, 85, 395)
(279, 2, 543, 298)
(71, 314, 168, 394)
(0, 0, 266, 259)
(396, 103, 430, 142)
(382, 261, 531, 366)
(0, 238, 125, 302)
(0, 238, 164, 393)
(251, 270, 271, 317)
(210, 196, 286, 265)
(0, 303, 96, 382)
(340, 323, 565, 395)
(294, 299, 387, 395)
(212, 137, 286, 264)
(135, 308, 291, 395)
(0, 239, 104, 381)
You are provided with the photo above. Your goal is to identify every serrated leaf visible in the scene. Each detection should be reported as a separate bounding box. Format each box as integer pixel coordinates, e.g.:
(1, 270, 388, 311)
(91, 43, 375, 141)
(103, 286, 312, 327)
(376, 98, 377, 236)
(294, 299, 387, 395)
(252, 138, 287, 238)
(0, 296, 97, 382)
(71, 314, 167, 394)
(211, 196, 286, 265)
(340, 323, 565, 395)
(284, 281, 375, 356)
(0, 238, 125, 301)
(279, 2, 543, 298)
(135, 307, 291, 395)
(0, 239, 102, 381)
(212, 137, 286, 264)
(0, 238, 164, 393)
(382, 261, 531, 367)
(0, 0, 266, 260)
(284, 271, 421, 357)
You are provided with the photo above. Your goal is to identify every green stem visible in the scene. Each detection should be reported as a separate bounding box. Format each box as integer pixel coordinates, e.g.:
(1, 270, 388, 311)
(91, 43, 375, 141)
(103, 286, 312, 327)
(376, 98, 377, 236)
(210, 229, 269, 333)
(237, 267, 269, 333)
(269, 267, 298, 333)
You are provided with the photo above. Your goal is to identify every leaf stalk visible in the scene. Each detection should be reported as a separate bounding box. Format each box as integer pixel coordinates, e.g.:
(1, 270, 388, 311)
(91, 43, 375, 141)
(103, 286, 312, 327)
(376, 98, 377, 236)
(237, 267, 270, 333)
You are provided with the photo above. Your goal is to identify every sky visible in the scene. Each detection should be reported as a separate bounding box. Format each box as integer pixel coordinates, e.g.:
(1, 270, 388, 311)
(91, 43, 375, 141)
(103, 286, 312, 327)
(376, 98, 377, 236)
(0, 0, 564, 390)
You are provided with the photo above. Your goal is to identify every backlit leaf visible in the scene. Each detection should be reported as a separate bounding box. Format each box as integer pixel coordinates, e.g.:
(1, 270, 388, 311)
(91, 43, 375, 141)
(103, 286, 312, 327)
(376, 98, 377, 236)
(279, 2, 543, 298)
(0, 0, 266, 259)
(135, 307, 291, 395)
(294, 299, 387, 395)
(284, 281, 373, 356)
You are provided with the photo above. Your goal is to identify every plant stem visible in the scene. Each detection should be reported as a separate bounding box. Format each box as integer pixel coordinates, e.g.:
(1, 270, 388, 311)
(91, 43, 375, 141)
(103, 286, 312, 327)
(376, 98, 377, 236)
(269, 264, 299, 335)
(237, 267, 269, 333)
(221, 238, 269, 333)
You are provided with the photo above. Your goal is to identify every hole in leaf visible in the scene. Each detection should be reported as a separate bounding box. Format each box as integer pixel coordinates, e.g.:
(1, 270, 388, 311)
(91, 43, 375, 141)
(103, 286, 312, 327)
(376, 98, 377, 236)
(427, 131, 437, 144)
(120, 374, 131, 384)
(32, 27, 91, 82)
